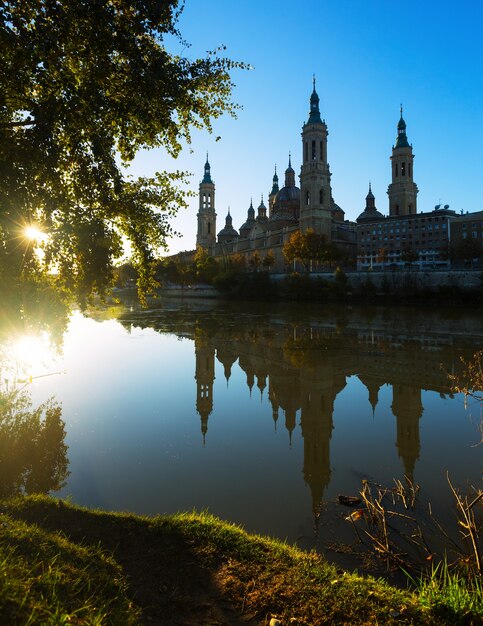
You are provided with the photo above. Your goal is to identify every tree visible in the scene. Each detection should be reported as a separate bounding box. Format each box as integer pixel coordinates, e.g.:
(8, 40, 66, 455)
(0, 1, 246, 305)
(262, 250, 275, 271)
(283, 229, 332, 271)
(0, 388, 69, 497)
(249, 251, 261, 271)
(401, 246, 419, 265)
(377, 247, 389, 266)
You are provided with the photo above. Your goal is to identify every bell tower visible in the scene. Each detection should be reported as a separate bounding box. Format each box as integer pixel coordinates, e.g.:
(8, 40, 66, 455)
(197, 155, 217, 251)
(387, 107, 418, 216)
(299, 78, 332, 238)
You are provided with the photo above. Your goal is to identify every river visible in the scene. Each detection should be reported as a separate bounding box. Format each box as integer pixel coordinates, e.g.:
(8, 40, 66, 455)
(2, 297, 482, 574)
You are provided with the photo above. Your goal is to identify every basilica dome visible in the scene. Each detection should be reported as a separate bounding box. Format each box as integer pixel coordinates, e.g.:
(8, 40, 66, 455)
(270, 156, 300, 223)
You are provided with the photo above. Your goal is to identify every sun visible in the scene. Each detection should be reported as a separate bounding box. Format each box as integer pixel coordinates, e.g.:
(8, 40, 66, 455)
(11, 333, 55, 374)
(24, 225, 47, 242)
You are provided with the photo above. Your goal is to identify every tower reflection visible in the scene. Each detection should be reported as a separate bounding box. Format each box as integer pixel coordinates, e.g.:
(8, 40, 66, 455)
(188, 310, 477, 512)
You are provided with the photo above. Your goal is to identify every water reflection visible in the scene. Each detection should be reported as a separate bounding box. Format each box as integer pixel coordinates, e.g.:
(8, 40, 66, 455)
(0, 299, 480, 569)
(118, 302, 482, 516)
(0, 387, 69, 497)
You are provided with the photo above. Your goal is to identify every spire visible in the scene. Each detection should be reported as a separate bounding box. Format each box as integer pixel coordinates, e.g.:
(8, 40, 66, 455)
(366, 182, 375, 207)
(202, 153, 213, 183)
(248, 198, 255, 219)
(395, 105, 410, 148)
(308, 76, 322, 124)
(270, 165, 279, 196)
(285, 153, 295, 187)
(256, 194, 268, 222)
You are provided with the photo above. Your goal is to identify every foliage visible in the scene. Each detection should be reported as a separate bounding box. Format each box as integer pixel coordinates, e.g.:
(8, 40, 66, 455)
(283, 229, 340, 271)
(262, 250, 275, 271)
(113, 261, 139, 288)
(448, 350, 483, 443)
(377, 247, 389, 264)
(248, 250, 261, 270)
(0, 388, 69, 498)
(405, 560, 483, 624)
(401, 246, 419, 263)
(0, 1, 246, 305)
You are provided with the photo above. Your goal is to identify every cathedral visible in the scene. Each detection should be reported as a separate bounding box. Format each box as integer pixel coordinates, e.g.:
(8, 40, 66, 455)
(196, 80, 357, 271)
(196, 81, 479, 271)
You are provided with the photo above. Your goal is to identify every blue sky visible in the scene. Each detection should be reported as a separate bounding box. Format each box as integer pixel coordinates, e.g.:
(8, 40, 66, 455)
(129, 0, 483, 255)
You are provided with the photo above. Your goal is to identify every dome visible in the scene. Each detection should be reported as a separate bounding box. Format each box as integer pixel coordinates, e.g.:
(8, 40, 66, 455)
(218, 211, 239, 243)
(239, 200, 256, 237)
(274, 185, 300, 204)
(356, 207, 384, 223)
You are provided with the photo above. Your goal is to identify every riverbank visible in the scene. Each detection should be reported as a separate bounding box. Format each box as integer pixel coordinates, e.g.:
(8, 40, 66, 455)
(1, 496, 480, 625)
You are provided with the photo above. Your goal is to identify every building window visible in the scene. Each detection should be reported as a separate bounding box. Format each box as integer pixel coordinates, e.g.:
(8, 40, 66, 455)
(395, 163, 398, 177)
(208, 223, 211, 234)
(305, 190, 310, 206)
(472, 231, 478, 238)
(401, 162, 406, 176)
(408, 163, 411, 177)
(320, 141, 324, 161)
(311, 140, 316, 160)
(462, 223, 467, 228)
(319, 188, 324, 204)
(305, 142, 308, 162)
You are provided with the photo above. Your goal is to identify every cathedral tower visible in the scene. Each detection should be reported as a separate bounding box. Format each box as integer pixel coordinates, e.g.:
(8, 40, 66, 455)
(197, 155, 217, 250)
(299, 78, 333, 238)
(387, 108, 418, 216)
(195, 334, 216, 444)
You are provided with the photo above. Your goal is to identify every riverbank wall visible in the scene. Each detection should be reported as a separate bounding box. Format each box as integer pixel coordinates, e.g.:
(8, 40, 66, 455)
(271, 269, 482, 293)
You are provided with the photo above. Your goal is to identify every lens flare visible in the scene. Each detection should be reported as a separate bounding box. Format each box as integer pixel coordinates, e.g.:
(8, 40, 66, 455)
(11, 333, 54, 373)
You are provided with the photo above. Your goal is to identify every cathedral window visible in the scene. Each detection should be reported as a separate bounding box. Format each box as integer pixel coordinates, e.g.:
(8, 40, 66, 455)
(395, 163, 398, 177)
(305, 190, 310, 206)
(208, 223, 211, 234)
(408, 163, 411, 177)
(320, 141, 323, 161)
(311, 140, 316, 160)
(305, 142, 308, 162)
(401, 162, 406, 176)
(408, 204, 413, 213)
(319, 188, 324, 204)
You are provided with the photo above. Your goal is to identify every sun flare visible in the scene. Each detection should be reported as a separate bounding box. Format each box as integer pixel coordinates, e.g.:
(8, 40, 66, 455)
(11, 333, 55, 374)
(24, 225, 47, 242)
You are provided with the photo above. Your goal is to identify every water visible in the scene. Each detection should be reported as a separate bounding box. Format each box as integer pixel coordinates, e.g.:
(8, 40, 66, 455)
(1, 298, 481, 570)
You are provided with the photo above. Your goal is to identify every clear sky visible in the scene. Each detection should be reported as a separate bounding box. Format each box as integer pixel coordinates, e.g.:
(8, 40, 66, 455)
(129, 0, 483, 255)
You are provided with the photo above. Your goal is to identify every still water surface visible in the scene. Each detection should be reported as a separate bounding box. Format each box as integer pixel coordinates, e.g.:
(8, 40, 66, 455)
(3, 299, 482, 565)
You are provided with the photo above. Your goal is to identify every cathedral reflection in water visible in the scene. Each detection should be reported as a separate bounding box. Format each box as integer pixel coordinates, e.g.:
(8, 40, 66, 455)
(191, 312, 478, 513)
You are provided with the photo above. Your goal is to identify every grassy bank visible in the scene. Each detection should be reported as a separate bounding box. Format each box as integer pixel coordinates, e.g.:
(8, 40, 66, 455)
(0, 495, 480, 625)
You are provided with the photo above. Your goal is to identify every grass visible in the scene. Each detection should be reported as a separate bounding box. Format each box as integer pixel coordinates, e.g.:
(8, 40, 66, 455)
(404, 561, 483, 624)
(0, 495, 481, 625)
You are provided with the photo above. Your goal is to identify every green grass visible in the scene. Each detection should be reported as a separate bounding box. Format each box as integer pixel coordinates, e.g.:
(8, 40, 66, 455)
(0, 496, 481, 625)
(0, 508, 139, 625)
(404, 561, 483, 624)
